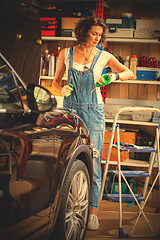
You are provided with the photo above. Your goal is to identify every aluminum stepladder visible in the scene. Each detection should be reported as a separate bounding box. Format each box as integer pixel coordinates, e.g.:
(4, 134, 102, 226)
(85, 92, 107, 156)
(99, 106, 160, 238)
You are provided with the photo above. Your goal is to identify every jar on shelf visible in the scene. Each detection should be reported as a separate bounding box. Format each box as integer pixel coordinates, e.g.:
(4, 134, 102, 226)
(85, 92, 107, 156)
(41, 50, 50, 76)
(130, 55, 137, 79)
(49, 53, 55, 76)
(124, 56, 130, 68)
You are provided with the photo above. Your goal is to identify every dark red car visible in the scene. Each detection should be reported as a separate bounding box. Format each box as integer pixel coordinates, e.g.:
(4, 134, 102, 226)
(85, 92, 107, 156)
(0, 2, 93, 240)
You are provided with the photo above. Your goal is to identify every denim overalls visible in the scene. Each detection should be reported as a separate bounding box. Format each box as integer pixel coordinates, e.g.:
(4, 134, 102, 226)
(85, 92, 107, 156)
(63, 48, 105, 208)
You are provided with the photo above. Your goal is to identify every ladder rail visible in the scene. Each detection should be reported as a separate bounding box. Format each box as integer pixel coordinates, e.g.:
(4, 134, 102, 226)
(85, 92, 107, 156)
(99, 106, 160, 206)
(99, 106, 160, 237)
(117, 124, 123, 228)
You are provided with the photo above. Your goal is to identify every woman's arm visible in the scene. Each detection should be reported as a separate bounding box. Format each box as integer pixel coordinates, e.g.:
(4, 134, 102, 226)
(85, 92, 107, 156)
(52, 48, 66, 94)
(107, 54, 134, 81)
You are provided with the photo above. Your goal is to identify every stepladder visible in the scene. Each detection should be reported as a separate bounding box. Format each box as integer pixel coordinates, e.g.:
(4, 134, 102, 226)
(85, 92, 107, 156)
(99, 106, 160, 238)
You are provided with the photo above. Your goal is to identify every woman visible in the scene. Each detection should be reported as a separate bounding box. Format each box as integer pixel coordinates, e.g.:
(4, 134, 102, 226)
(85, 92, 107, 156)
(52, 16, 134, 231)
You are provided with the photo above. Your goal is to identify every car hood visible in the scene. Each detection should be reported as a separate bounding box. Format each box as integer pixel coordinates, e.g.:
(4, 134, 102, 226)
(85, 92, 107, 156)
(0, 1, 41, 85)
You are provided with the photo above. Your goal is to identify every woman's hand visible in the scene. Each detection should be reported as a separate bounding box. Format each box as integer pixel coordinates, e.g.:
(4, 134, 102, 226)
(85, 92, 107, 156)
(96, 73, 113, 87)
(61, 84, 73, 97)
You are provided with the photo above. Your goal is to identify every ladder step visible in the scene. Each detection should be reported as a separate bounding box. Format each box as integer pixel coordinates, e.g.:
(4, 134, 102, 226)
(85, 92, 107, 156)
(106, 193, 144, 202)
(111, 170, 150, 177)
(113, 143, 156, 152)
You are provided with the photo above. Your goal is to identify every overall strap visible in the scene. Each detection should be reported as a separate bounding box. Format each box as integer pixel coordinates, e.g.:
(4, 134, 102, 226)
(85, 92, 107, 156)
(67, 47, 74, 85)
(90, 50, 102, 70)
(69, 47, 73, 69)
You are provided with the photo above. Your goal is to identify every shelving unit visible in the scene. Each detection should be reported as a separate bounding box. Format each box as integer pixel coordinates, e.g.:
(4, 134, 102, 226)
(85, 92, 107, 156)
(40, 36, 160, 88)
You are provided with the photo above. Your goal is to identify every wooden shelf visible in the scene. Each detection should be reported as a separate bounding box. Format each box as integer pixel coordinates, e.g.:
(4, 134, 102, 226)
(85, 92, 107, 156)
(42, 36, 160, 44)
(107, 38, 160, 44)
(42, 36, 77, 41)
(115, 80, 160, 85)
(101, 158, 158, 168)
(105, 119, 159, 126)
(40, 76, 160, 85)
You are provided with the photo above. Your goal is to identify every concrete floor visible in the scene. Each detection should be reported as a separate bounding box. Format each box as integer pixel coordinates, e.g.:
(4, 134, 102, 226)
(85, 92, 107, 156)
(85, 200, 160, 240)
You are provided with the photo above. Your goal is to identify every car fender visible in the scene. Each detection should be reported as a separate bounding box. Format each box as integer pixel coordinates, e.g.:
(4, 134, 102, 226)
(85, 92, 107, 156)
(52, 144, 93, 229)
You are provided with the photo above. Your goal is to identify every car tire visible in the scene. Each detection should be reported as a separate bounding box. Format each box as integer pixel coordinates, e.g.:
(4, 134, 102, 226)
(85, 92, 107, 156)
(52, 159, 91, 240)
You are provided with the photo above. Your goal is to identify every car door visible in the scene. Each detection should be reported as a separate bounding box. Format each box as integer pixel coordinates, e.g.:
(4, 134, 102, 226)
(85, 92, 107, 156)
(0, 54, 51, 240)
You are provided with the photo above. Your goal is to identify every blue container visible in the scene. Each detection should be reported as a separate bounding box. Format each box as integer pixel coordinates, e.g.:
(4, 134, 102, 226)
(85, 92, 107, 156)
(137, 67, 159, 80)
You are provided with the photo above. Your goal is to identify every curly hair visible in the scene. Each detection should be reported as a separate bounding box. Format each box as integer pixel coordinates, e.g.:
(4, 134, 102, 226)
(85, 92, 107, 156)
(75, 16, 108, 44)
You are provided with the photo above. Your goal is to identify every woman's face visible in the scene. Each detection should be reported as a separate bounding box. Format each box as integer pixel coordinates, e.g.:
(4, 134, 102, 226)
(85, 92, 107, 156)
(86, 25, 103, 47)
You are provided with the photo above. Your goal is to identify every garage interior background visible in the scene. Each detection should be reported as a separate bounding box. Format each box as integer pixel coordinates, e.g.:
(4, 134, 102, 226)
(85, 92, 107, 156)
(38, 0, 160, 216)
(39, 0, 160, 128)
(0, 0, 160, 238)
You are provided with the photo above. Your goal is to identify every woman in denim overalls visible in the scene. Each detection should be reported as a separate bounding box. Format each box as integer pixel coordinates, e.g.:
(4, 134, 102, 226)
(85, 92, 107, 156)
(52, 17, 134, 230)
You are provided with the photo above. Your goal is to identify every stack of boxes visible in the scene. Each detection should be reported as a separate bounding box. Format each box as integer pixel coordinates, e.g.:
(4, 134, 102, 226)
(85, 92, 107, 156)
(40, 9, 61, 37)
(102, 129, 137, 162)
(61, 17, 80, 37)
(105, 15, 136, 38)
(134, 19, 160, 39)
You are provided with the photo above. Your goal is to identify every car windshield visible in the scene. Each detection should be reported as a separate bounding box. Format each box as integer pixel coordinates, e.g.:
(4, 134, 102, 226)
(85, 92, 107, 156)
(0, 55, 27, 110)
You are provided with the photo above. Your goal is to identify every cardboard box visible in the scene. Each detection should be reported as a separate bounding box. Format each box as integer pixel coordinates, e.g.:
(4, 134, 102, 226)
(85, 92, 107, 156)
(107, 28, 134, 38)
(61, 17, 80, 30)
(102, 142, 129, 161)
(132, 111, 152, 122)
(102, 130, 137, 161)
(136, 19, 160, 31)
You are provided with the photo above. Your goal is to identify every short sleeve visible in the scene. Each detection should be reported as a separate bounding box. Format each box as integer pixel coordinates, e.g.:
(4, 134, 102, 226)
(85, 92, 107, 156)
(64, 48, 70, 66)
(96, 50, 112, 68)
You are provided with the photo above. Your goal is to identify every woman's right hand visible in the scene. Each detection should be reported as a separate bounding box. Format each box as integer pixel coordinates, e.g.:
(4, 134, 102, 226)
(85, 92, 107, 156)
(61, 84, 73, 97)
(96, 74, 112, 87)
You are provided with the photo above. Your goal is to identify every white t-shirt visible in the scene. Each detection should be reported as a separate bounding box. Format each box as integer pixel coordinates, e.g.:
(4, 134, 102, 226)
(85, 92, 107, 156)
(64, 47, 112, 104)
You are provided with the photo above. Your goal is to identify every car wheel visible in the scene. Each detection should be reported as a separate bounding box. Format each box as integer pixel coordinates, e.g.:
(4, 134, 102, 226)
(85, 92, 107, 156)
(53, 159, 91, 240)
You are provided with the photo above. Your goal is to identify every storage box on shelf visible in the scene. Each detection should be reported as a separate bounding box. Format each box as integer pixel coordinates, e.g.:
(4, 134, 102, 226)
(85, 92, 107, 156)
(105, 17, 135, 38)
(61, 17, 80, 37)
(40, 9, 61, 37)
(102, 128, 137, 162)
(136, 67, 159, 80)
(134, 19, 160, 39)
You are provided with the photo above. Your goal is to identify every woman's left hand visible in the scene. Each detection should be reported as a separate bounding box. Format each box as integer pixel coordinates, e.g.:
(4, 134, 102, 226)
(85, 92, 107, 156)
(96, 73, 116, 87)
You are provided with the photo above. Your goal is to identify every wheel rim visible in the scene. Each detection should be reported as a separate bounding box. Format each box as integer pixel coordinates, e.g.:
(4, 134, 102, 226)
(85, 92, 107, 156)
(65, 170, 89, 240)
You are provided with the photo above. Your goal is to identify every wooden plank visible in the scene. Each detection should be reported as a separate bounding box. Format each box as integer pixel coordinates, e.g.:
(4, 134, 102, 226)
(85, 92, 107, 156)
(106, 85, 111, 98)
(110, 83, 120, 98)
(119, 43, 132, 58)
(108, 42, 121, 57)
(119, 83, 128, 99)
(66, 40, 77, 48)
(128, 83, 138, 99)
(157, 86, 160, 101)
(138, 84, 148, 100)
(147, 85, 158, 101)
(105, 98, 160, 108)
(150, 44, 160, 59)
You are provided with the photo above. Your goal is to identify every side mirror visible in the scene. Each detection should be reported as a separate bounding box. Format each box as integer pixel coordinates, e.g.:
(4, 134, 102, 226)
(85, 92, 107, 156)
(27, 84, 57, 112)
